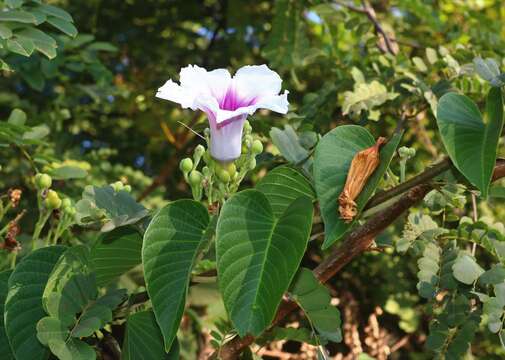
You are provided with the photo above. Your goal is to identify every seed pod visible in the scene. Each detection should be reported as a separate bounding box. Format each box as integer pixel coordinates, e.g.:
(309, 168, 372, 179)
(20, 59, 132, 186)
(338, 137, 386, 223)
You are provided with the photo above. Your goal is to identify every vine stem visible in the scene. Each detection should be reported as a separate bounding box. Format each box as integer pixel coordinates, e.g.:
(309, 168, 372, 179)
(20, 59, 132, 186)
(213, 158, 505, 360)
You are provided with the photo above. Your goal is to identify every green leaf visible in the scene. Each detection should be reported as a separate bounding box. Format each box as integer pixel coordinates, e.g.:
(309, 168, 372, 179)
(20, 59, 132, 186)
(342, 80, 398, 120)
(7, 108, 26, 125)
(314, 125, 402, 248)
(0, 10, 36, 23)
(256, 165, 315, 218)
(0, 24, 13, 39)
(269, 125, 311, 171)
(397, 212, 447, 253)
(37, 318, 96, 360)
(490, 185, 505, 198)
(452, 253, 484, 285)
(4, 246, 66, 360)
(473, 57, 503, 87)
(217, 190, 313, 336)
(417, 243, 441, 299)
(290, 268, 342, 343)
(48, 165, 87, 180)
(123, 311, 180, 360)
(0, 270, 14, 360)
(479, 265, 505, 285)
(16, 27, 57, 59)
(36, 4, 73, 22)
(142, 200, 210, 351)
(77, 185, 148, 231)
(46, 16, 77, 37)
(90, 227, 142, 286)
(6, 37, 34, 56)
(436, 88, 504, 197)
(23, 125, 50, 140)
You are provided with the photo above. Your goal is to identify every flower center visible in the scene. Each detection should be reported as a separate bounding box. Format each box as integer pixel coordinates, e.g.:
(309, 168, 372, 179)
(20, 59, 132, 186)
(219, 86, 257, 111)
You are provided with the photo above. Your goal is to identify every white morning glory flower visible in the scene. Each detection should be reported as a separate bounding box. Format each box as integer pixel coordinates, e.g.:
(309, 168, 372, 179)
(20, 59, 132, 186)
(156, 64, 289, 162)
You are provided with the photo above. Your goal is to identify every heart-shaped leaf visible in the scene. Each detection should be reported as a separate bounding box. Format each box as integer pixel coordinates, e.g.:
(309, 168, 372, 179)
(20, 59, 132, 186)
(142, 200, 210, 351)
(90, 227, 142, 286)
(436, 88, 504, 197)
(4, 246, 66, 360)
(122, 310, 180, 360)
(314, 125, 402, 249)
(217, 190, 313, 336)
(256, 165, 315, 218)
(0, 270, 14, 360)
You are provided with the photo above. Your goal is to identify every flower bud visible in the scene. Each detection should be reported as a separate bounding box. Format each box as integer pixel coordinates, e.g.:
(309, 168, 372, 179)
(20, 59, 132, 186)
(244, 120, 252, 133)
(217, 168, 231, 183)
(180, 158, 194, 173)
(251, 140, 263, 154)
(61, 198, 72, 211)
(45, 190, 62, 209)
(123, 185, 132, 193)
(111, 181, 124, 192)
(226, 163, 237, 177)
(35, 173, 52, 189)
(398, 146, 415, 159)
(193, 144, 205, 167)
(249, 157, 257, 170)
(189, 170, 203, 186)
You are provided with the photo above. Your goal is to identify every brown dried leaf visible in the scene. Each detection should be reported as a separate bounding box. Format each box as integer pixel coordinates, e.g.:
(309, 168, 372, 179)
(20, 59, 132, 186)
(338, 137, 386, 222)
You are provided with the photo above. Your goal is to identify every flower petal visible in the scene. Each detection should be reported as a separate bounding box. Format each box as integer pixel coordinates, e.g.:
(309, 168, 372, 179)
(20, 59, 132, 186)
(233, 64, 282, 100)
(209, 115, 247, 161)
(156, 65, 231, 111)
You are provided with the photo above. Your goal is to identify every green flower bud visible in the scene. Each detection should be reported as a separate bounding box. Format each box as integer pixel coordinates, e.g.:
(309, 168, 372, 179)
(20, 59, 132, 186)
(398, 146, 415, 159)
(180, 158, 194, 173)
(194, 144, 205, 157)
(45, 190, 61, 209)
(123, 185, 132, 193)
(35, 173, 52, 189)
(249, 157, 257, 170)
(227, 163, 237, 177)
(189, 170, 203, 186)
(111, 181, 124, 192)
(202, 166, 210, 176)
(244, 120, 252, 133)
(61, 198, 72, 211)
(217, 168, 231, 183)
(251, 140, 263, 154)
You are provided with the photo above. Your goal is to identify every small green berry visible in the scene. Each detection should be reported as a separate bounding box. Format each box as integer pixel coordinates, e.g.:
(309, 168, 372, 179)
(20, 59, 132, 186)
(180, 158, 194, 173)
(251, 140, 263, 154)
(35, 173, 52, 189)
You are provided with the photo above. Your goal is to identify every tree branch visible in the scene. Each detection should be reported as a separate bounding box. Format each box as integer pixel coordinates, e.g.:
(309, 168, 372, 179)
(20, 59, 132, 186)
(214, 158, 505, 359)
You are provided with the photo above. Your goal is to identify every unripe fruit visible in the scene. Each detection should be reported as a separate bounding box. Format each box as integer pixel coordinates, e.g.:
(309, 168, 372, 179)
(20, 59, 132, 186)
(35, 173, 52, 189)
(251, 140, 263, 154)
(189, 171, 203, 186)
(180, 158, 194, 173)
(45, 190, 62, 209)
(217, 168, 230, 183)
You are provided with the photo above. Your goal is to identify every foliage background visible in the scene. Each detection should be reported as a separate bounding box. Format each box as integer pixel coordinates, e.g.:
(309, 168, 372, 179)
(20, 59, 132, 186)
(2, 0, 505, 359)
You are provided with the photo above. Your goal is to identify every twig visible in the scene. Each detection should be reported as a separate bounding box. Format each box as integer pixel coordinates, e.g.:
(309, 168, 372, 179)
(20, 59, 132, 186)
(361, 0, 398, 55)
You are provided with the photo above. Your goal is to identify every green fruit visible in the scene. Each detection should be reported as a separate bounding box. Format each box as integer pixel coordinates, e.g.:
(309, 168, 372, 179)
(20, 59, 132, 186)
(251, 140, 263, 154)
(189, 171, 203, 186)
(45, 190, 62, 209)
(35, 173, 52, 189)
